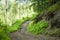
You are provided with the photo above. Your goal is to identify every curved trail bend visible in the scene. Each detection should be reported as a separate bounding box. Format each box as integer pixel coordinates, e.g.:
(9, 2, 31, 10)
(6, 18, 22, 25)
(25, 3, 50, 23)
(9, 20, 60, 40)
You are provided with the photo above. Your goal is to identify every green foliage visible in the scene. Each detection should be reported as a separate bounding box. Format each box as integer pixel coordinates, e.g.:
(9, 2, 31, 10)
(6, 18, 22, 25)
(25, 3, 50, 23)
(0, 17, 30, 40)
(26, 21, 49, 34)
(7, 17, 30, 33)
(0, 21, 10, 40)
(7, 20, 24, 32)
(0, 31, 10, 40)
(29, 0, 60, 13)
(29, 0, 52, 13)
(46, 1, 60, 14)
(0, 16, 30, 40)
(0, 0, 60, 40)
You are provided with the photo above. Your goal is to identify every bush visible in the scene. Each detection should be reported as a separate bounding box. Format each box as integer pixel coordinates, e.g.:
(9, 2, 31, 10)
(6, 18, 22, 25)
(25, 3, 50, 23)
(0, 22, 10, 40)
(7, 19, 24, 32)
(26, 21, 49, 35)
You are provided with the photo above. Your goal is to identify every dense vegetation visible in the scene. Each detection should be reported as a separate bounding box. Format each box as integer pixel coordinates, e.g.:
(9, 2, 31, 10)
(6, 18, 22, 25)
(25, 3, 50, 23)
(26, 21, 48, 34)
(0, 0, 60, 40)
(26, 0, 60, 36)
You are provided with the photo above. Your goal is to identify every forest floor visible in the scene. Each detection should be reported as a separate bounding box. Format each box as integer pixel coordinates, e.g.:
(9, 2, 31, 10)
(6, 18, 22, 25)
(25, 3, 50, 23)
(9, 21, 60, 40)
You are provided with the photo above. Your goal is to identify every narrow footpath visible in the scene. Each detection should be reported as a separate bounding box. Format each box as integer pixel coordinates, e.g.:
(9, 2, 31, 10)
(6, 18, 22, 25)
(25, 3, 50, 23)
(9, 20, 60, 40)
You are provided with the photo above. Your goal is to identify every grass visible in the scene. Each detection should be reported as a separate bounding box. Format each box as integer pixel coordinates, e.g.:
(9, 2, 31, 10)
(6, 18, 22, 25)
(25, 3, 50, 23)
(0, 22, 10, 40)
(7, 17, 30, 33)
(0, 17, 30, 40)
(0, 31, 10, 40)
(26, 21, 49, 35)
(7, 19, 24, 32)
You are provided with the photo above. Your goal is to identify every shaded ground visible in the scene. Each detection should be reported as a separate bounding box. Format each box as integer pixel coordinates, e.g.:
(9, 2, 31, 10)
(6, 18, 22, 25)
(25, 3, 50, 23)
(9, 21, 60, 40)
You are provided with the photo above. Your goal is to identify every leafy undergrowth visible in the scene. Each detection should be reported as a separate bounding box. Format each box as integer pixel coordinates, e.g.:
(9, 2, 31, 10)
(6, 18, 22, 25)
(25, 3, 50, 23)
(26, 21, 49, 35)
(7, 19, 24, 33)
(0, 17, 30, 40)
(0, 22, 10, 40)
(7, 17, 30, 33)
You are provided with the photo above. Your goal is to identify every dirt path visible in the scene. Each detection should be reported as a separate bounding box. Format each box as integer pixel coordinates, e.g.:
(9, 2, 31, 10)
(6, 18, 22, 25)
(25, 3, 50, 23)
(9, 20, 60, 40)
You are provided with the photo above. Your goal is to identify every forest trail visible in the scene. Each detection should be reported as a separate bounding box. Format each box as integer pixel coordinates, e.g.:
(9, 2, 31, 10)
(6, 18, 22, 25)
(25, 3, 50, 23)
(9, 20, 60, 40)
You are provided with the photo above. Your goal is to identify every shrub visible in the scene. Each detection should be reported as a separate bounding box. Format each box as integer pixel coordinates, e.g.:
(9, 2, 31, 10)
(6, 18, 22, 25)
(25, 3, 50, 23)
(7, 17, 30, 33)
(26, 21, 49, 35)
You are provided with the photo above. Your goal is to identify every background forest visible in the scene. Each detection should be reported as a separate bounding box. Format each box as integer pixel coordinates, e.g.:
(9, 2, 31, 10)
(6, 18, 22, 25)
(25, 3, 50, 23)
(0, 0, 60, 40)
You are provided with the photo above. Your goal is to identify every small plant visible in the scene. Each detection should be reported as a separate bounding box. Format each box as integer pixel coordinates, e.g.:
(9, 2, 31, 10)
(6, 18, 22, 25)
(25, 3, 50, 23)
(0, 21, 10, 40)
(26, 21, 49, 35)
